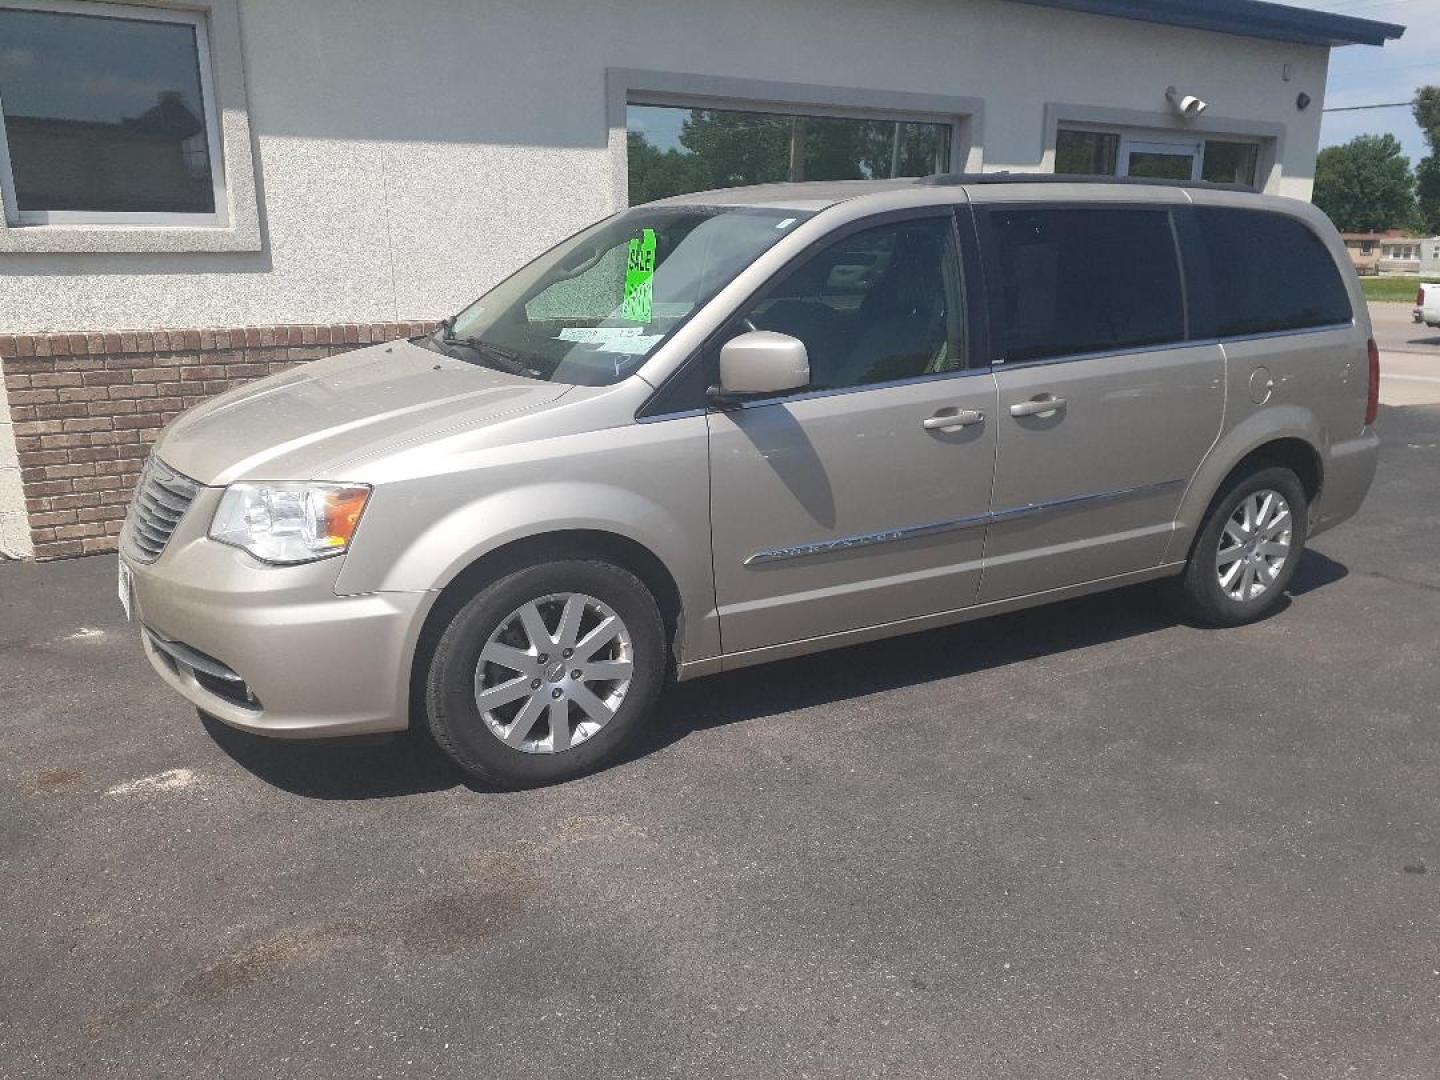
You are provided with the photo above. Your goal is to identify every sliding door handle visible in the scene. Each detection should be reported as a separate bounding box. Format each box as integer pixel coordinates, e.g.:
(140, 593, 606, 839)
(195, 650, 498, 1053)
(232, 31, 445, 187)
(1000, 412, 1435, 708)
(923, 408, 985, 431)
(1009, 395, 1067, 419)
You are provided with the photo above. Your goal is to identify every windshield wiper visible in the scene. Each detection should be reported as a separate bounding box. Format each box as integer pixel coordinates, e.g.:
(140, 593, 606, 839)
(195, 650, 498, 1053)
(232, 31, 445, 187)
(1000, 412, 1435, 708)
(438, 335, 545, 379)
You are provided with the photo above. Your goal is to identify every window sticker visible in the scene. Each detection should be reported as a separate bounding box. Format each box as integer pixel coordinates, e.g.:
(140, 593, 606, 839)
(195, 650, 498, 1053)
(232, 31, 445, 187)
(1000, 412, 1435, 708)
(556, 326, 646, 343)
(621, 228, 657, 323)
(600, 334, 664, 356)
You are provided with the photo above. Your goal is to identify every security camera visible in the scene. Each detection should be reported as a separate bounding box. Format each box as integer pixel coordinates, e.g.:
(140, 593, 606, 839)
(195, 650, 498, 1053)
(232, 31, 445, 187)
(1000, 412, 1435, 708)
(1166, 86, 1209, 118)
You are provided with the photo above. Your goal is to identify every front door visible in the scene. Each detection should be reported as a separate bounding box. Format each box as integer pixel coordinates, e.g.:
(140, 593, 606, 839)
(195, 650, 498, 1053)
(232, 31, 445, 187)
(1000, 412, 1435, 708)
(975, 202, 1224, 602)
(707, 213, 999, 655)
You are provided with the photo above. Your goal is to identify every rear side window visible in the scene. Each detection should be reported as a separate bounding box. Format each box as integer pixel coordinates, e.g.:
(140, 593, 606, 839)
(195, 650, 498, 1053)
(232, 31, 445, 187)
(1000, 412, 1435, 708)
(983, 207, 1185, 364)
(1194, 208, 1352, 337)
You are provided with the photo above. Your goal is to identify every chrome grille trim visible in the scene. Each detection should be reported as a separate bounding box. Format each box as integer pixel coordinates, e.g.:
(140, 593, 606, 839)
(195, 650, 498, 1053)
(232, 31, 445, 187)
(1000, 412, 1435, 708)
(120, 457, 200, 563)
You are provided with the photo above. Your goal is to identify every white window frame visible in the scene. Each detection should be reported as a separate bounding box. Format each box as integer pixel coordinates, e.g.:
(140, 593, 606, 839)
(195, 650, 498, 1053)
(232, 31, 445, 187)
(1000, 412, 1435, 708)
(625, 97, 962, 185)
(1044, 104, 1282, 193)
(1117, 135, 1205, 181)
(0, 0, 226, 227)
(607, 70, 983, 212)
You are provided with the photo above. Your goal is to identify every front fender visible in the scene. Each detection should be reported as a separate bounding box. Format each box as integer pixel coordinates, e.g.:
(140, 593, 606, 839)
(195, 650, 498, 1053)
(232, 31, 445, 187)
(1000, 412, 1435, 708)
(1162, 404, 1323, 564)
(332, 412, 718, 663)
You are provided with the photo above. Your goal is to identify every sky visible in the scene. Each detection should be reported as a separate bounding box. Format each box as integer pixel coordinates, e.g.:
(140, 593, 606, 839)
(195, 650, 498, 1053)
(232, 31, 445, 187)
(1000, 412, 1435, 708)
(1307, 0, 1440, 163)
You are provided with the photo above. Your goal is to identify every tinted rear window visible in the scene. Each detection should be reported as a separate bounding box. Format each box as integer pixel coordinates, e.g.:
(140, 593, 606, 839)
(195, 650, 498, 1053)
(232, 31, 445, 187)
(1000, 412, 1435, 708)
(983, 207, 1185, 364)
(1194, 207, 1352, 338)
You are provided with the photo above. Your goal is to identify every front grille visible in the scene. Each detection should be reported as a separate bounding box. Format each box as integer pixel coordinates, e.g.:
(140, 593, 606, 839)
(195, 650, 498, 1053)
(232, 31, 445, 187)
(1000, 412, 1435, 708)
(121, 457, 200, 563)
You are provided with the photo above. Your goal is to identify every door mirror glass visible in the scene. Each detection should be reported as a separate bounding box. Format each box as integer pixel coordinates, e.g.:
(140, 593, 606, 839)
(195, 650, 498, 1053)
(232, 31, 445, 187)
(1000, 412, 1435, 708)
(718, 331, 810, 396)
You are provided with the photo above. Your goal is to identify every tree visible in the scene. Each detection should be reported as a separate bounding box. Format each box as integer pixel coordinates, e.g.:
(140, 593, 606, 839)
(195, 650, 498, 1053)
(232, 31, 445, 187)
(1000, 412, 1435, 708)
(1413, 86, 1440, 234)
(626, 131, 706, 205)
(1312, 134, 1415, 233)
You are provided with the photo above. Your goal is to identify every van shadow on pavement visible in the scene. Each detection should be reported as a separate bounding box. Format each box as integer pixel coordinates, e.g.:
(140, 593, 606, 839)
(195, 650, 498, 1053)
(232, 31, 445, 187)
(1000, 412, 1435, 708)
(203, 550, 1348, 801)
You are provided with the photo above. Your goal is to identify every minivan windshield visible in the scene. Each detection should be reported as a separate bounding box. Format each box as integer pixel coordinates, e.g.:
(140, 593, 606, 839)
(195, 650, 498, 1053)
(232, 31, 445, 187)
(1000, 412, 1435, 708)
(435, 206, 811, 385)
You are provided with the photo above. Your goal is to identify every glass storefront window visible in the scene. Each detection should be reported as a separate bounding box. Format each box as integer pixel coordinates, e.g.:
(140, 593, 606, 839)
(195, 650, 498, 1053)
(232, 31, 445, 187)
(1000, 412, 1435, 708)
(1055, 129, 1119, 176)
(626, 103, 952, 204)
(1202, 141, 1260, 187)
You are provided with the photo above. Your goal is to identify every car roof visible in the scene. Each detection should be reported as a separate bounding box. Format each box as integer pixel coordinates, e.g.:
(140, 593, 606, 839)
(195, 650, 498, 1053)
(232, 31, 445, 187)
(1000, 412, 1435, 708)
(643, 174, 1298, 214)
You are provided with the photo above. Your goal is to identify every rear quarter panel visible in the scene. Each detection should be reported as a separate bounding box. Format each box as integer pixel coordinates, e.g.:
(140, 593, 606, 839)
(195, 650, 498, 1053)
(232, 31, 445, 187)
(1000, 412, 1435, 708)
(1164, 193, 1372, 559)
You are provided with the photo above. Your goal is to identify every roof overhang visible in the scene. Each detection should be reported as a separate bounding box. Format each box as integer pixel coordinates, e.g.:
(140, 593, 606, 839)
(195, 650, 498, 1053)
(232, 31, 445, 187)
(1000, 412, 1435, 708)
(1006, 0, 1405, 47)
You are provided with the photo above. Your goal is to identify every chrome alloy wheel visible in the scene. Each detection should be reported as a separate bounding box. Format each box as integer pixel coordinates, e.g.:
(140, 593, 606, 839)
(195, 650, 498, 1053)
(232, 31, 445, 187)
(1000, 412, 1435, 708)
(473, 593, 634, 754)
(1215, 489, 1293, 602)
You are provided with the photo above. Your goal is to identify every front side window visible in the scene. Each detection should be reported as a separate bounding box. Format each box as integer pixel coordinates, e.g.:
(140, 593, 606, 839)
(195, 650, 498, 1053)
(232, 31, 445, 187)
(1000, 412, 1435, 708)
(739, 217, 963, 391)
(0, 2, 221, 223)
(1194, 208, 1352, 338)
(442, 206, 809, 386)
(982, 207, 1185, 364)
(627, 103, 953, 204)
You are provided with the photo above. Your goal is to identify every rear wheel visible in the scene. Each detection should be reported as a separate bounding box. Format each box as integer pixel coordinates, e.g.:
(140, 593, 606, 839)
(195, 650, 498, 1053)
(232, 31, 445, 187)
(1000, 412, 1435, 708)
(425, 559, 666, 788)
(1176, 465, 1308, 627)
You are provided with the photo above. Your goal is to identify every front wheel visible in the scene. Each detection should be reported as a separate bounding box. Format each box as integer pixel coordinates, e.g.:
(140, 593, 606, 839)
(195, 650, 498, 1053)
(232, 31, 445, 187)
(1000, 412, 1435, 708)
(1176, 465, 1308, 627)
(425, 559, 666, 788)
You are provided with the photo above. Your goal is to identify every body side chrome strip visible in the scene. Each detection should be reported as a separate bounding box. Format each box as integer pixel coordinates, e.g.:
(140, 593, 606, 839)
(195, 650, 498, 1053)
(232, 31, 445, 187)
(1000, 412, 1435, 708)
(745, 512, 990, 566)
(744, 478, 1185, 566)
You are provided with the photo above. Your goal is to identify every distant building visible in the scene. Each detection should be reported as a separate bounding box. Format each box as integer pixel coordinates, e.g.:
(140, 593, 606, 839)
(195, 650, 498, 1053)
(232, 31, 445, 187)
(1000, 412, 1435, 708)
(1380, 235, 1428, 274)
(1341, 230, 1437, 275)
(1422, 237, 1440, 278)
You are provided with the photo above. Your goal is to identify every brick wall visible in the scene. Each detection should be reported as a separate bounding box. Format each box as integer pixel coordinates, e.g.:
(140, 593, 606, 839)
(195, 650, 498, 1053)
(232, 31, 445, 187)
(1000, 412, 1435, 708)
(0, 321, 438, 559)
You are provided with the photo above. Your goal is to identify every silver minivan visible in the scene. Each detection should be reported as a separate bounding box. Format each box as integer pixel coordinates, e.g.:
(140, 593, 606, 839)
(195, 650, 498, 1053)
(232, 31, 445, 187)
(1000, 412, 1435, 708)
(119, 177, 1380, 787)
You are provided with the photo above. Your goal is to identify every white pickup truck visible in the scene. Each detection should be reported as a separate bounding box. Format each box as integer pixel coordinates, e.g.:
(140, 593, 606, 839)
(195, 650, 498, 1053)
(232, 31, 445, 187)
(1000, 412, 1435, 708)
(1417, 282, 1440, 327)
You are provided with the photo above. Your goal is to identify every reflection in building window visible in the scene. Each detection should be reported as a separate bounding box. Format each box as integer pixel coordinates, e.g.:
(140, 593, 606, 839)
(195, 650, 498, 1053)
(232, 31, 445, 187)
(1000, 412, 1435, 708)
(626, 103, 952, 204)
(0, 4, 219, 217)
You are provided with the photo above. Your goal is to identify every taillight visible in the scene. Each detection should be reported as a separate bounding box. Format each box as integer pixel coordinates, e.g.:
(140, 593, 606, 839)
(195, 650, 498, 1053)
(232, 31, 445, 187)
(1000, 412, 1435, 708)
(1418, 287, 1426, 307)
(1365, 337, 1380, 426)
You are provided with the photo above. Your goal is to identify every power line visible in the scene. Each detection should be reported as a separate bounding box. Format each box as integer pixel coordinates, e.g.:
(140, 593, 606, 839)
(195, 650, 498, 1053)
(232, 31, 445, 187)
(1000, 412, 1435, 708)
(1323, 100, 1416, 112)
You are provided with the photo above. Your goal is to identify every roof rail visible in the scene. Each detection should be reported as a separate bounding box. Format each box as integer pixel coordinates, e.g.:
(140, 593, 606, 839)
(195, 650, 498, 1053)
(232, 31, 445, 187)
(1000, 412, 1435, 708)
(915, 173, 1254, 193)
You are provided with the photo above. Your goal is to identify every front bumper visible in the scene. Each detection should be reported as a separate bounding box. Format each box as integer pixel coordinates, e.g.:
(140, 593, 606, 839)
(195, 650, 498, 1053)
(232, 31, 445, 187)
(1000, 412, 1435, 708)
(124, 489, 428, 738)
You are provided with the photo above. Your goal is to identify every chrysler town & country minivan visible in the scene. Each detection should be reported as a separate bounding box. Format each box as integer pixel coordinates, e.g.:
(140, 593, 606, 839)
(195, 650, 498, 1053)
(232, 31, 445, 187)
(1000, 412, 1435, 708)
(119, 176, 1380, 787)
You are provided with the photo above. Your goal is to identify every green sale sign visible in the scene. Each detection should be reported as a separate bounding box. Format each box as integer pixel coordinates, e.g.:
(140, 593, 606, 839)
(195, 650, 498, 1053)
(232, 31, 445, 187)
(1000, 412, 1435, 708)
(622, 228, 657, 323)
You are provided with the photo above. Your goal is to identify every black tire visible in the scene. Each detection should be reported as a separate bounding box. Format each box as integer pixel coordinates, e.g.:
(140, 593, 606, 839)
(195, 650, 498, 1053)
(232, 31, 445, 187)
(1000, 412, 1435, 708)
(424, 559, 666, 788)
(1176, 465, 1309, 627)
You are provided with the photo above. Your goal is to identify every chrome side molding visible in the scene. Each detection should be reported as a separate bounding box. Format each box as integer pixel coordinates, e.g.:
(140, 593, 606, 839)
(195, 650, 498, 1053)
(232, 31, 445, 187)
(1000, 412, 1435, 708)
(746, 479, 1185, 566)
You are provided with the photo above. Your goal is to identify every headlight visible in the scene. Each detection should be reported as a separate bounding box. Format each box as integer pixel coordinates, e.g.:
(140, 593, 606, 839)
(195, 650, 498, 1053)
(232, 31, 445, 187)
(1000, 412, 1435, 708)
(209, 482, 371, 564)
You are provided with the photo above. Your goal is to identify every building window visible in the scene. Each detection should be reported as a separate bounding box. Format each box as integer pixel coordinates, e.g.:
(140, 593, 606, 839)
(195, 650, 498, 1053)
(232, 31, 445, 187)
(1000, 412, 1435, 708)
(0, 1, 223, 225)
(1201, 141, 1259, 186)
(1055, 127, 1259, 188)
(1055, 129, 1119, 176)
(1361, 241, 1375, 254)
(626, 103, 952, 204)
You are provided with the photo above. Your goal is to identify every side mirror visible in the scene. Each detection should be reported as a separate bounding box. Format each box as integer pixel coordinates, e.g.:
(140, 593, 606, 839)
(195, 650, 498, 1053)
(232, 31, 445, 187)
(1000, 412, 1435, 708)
(713, 331, 810, 403)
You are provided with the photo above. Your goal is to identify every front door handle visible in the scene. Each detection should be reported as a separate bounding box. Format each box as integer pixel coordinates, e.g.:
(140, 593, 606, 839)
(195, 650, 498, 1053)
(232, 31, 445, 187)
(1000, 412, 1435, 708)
(1009, 395, 1067, 419)
(923, 408, 985, 432)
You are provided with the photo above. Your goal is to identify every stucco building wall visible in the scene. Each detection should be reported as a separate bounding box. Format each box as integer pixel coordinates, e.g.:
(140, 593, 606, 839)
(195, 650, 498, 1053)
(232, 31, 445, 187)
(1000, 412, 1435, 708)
(0, 0, 1329, 336)
(0, 0, 1340, 556)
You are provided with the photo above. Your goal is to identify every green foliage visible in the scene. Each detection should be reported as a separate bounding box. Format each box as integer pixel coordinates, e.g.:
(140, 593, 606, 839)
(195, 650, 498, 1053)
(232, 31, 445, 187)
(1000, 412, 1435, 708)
(1312, 134, 1414, 233)
(1415, 87, 1440, 235)
(626, 132, 707, 205)
(1361, 276, 1427, 303)
(627, 110, 951, 203)
(1417, 157, 1440, 235)
(1414, 86, 1440, 147)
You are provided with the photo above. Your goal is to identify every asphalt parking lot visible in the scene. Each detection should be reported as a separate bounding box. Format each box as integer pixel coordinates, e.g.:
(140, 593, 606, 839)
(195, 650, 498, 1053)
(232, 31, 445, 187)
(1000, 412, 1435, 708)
(4, 412, 1440, 1077)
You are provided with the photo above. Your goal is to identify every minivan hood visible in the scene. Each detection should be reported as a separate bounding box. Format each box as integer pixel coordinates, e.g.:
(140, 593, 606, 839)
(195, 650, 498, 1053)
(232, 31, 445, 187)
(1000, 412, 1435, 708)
(156, 340, 573, 485)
